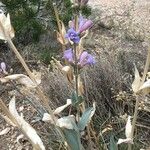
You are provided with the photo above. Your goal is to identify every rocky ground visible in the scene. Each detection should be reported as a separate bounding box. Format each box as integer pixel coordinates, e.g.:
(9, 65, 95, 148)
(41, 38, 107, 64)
(90, 0, 150, 42)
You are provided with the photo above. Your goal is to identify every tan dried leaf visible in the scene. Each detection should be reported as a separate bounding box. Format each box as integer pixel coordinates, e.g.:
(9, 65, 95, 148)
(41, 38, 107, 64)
(117, 138, 133, 145)
(125, 116, 132, 139)
(56, 31, 64, 45)
(117, 116, 133, 145)
(78, 78, 84, 95)
(16, 134, 24, 145)
(60, 21, 66, 37)
(0, 127, 11, 136)
(101, 126, 113, 134)
(56, 21, 68, 45)
(90, 102, 96, 121)
(132, 64, 141, 93)
(53, 99, 72, 115)
(9, 96, 45, 150)
(56, 115, 76, 129)
(0, 72, 41, 88)
(42, 113, 55, 124)
(62, 66, 73, 83)
(78, 30, 89, 55)
(0, 13, 14, 40)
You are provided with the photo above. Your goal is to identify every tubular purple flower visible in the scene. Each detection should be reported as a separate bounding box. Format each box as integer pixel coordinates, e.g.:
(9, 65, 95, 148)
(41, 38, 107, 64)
(78, 20, 93, 33)
(78, 16, 87, 29)
(63, 49, 74, 63)
(0, 62, 6, 73)
(63, 49, 95, 68)
(79, 51, 95, 67)
(65, 28, 80, 44)
(69, 16, 93, 34)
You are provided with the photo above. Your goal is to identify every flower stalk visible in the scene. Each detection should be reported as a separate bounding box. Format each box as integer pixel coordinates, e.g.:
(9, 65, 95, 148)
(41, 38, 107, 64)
(0, 21, 55, 120)
(52, 3, 95, 149)
(74, 14, 80, 121)
(73, 44, 79, 97)
(128, 48, 150, 150)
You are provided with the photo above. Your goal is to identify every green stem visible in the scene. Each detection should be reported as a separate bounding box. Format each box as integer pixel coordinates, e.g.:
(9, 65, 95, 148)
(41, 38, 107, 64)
(128, 48, 150, 150)
(74, 44, 79, 97)
(74, 14, 79, 95)
(73, 15, 80, 122)
(73, 42, 80, 122)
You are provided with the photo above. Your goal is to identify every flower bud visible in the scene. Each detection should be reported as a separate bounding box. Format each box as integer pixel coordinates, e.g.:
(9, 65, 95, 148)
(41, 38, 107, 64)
(0, 62, 6, 71)
(0, 62, 8, 74)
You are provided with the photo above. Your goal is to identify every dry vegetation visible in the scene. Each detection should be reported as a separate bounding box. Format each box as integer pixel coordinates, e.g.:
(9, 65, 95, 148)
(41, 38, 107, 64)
(0, 0, 150, 150)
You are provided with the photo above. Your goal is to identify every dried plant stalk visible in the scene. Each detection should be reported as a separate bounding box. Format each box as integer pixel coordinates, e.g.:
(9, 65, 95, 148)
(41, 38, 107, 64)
(0, 21, 54, 118)
(128, 48, 150, 150)
(0, 98, 17, 125)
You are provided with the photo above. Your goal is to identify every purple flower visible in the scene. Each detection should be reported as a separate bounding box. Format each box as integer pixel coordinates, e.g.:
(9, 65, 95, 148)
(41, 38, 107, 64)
(78, 16, 93, 33)
(79, 51, 95, 67)
(63, 49, 74, 63)
(65, 28, 80, 44)
(63, 49, 95, 67)
(0, 62, 6, 73)
(69, 16, 93, 34)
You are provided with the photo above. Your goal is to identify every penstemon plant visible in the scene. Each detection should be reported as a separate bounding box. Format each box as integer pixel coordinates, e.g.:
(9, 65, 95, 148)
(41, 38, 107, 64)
(0, 0, 96, 150)
(49, 1, 97, 149)
(0, 0, 150, 150)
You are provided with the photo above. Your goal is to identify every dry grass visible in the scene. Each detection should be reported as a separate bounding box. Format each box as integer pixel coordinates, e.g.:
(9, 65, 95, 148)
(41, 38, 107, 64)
(0, 1, 150, 149)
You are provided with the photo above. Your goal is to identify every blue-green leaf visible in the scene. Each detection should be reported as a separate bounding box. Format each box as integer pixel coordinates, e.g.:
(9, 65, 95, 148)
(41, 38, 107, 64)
(109, 135, 118, 150)
(63, 128, 83, 150)
(71, 91, 84, 107)
(78, 103, 96, 131)
(56, 115, 83, 150)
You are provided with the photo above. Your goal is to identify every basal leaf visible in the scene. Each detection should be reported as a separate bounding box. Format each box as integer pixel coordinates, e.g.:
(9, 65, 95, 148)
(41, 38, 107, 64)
(71, 91, 78, 105)
(56, 115, 83, 150)
(71, 91, 84, 107)
(109, 135, 118, 150)
(78, 102, 96, 131)
(63, 129, 83, 150)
